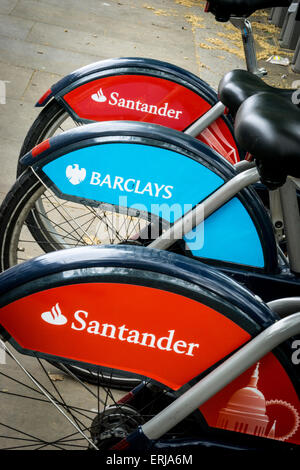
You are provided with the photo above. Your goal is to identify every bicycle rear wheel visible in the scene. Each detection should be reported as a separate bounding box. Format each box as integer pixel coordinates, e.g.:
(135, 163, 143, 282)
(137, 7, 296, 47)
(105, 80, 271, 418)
(0, 342, 170, 450)
(18, 59, 240, 174)
(3, 120, 276, 386)
(16, 63, 240, 269)
(1, 245, 297, 450)
(1, 248, 222, 451)
(0, 169, 159, 389)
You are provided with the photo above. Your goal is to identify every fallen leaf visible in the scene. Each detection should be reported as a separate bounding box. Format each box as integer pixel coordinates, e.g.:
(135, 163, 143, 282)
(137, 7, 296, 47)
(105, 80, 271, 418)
(49, 373, 65, 382)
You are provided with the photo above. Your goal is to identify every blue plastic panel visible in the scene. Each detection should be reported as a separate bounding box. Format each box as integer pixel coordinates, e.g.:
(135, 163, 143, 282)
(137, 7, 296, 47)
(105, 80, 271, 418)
(42, 143, 264, 268)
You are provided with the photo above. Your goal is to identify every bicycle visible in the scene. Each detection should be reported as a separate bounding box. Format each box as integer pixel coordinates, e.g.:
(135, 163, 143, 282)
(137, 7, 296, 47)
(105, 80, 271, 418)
(1, 0, 298, 389)
(1, 67, 300, 384)
(13, 0, 297, 261)
(8, 0, 298, 276)
(18, 0, 294, 170)
(0, 90, 300, 450)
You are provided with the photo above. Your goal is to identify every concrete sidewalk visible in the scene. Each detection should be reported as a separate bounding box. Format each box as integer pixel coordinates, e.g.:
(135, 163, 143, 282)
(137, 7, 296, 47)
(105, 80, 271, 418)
(1, 0, 298, 201)
(0, 0, 213, 199)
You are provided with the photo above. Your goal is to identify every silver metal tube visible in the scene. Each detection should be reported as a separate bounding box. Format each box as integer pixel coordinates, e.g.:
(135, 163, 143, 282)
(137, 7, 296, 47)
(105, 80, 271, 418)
(230, 18, 267, 76)
(241, 19, 261, 75)
(234, 160, 256, 173)
(142, 312, 300, 440)
(149, 167, 259, 251)
(280, 177, 300, 274)
(269, 189, 284, 243)
(291, 177, 300, 190)
(268, 297, 300, 317)
(184, 102, 225, 137)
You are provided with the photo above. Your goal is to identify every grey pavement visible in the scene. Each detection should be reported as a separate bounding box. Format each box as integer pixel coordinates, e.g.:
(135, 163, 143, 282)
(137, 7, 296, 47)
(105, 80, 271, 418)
(0, 0, 242, 200)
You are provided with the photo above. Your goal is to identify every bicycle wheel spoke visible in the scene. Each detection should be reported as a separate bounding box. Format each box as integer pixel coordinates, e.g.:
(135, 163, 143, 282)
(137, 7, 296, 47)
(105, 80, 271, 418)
(37, 190, 94, 244)
(1, 368, 99, 426)
(0, 110, 173, 450)
(56, 363, 102, 399)
(0, 422, 67, 450)
(10, 168, 153, 266)
(0, 341, 99, 450)
(36, 358, 90, 434)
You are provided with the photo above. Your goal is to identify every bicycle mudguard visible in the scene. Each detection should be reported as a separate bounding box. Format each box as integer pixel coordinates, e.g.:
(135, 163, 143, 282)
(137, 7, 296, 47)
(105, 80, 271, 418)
(21, 121, 277, 272)
(35, 57, 240, 164)
(0, 246, 299, 446)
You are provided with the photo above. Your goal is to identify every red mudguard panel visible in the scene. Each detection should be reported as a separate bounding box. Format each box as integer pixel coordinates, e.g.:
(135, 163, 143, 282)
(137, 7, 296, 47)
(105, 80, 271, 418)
(63, 75, 239, 164)
(201, 353, 300, 446)
(1, 281, 298, 445)
(0, 282, 250, 390)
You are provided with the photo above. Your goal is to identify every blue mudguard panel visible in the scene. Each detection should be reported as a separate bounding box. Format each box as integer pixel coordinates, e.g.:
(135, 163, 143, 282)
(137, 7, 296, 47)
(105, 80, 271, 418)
(186, 198, 264, 267)
(41, 140, 265, 269)
(42, 143, 223, 222)
(21, 121, 276, 271)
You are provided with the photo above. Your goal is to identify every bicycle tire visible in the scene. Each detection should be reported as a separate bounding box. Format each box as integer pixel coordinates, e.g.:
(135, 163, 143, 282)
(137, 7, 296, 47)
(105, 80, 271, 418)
(0, 168, 164, 389)
(14, 63, 243, 273)
(6, 117, 275, 386)
(0, 245, 298, 450)
(17, 99, 70, 176)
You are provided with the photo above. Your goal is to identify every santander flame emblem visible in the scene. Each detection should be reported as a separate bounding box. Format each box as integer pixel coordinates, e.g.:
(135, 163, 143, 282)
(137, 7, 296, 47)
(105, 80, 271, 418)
(91, 88, 107, 103)
(41, 303, 67, 326)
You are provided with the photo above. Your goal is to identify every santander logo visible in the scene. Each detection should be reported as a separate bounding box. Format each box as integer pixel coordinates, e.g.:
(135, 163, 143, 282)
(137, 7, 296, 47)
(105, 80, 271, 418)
(90, 88, 183, 120)
(41, 304, 199, 357)
(91, 88, 107, 103)
(41, 303, 67, 325)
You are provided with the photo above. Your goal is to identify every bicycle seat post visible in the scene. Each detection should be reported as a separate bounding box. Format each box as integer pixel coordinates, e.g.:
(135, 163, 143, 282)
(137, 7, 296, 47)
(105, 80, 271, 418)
(279, 178, 300, 274)
(230, 17, 267, 77)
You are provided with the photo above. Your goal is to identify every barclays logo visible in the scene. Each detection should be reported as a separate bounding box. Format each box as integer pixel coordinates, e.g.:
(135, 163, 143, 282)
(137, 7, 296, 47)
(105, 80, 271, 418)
(66, 164, 87, 185)
(65, 163, 174, 199)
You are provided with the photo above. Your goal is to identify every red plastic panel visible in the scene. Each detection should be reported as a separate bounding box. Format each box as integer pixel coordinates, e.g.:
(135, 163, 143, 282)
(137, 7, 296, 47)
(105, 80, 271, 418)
(201, 353, 300, 445)
(31, 138, 50, 157)
(63, 75, 239, 164)
(0, 282, 250, 390)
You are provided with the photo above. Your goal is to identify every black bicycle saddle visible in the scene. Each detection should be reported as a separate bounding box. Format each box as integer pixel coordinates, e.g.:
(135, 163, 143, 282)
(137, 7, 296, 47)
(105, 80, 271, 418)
(235, 92, 300, 189)
(207, 0, 292, 22)
(218, 69, 297, 116)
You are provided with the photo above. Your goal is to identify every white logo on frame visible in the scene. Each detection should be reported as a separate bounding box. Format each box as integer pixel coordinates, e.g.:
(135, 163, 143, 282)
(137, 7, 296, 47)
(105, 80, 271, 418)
(66, 164, 86, 185)
(41, 303, 67, 326)
(89, 88, 183, 120)
(91, 88, 107, 103)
